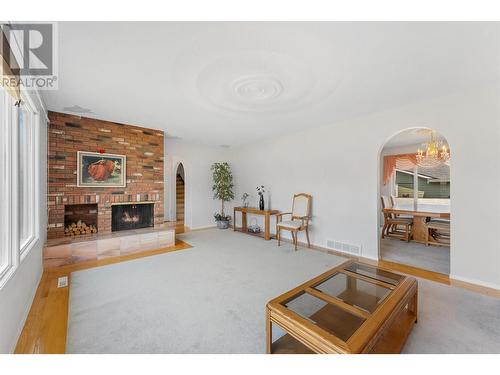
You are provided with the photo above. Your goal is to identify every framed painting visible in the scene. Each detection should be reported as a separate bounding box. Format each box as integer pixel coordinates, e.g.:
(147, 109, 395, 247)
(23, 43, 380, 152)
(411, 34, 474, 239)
(77, 151, 126, 187)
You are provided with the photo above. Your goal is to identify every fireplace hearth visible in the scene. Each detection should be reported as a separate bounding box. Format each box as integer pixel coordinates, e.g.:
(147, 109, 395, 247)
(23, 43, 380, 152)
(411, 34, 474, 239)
(112, 203, 154, 232)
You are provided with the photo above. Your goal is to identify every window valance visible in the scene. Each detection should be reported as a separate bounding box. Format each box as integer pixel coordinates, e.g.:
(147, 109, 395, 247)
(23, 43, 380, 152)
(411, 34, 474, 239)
(382, 153, 417, 185)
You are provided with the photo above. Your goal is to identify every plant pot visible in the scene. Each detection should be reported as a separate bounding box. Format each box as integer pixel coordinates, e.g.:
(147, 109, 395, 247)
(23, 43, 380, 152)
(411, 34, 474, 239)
(216, 220, 229, 229)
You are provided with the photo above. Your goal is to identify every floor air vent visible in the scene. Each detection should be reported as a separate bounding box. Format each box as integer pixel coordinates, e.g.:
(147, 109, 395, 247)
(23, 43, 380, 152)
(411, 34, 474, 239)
(326, 240, 361, 256)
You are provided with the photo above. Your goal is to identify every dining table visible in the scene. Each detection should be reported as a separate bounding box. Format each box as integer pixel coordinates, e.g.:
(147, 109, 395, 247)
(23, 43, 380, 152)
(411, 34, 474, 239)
(383, 203, 450, 243)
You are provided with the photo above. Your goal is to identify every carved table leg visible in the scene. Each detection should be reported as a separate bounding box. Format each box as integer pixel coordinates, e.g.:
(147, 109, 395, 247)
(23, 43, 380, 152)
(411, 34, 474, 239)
(242, 212, 247, 232)
(264, 214, 270, 240)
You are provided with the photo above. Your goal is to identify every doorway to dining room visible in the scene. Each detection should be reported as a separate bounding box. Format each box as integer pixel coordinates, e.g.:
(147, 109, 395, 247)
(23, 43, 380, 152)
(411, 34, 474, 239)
(378, 128, 451, 275)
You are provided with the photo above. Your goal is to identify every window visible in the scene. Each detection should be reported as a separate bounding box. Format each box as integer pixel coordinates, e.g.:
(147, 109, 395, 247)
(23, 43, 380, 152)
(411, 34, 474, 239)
(0, 86, 41, 287)
(0, 88, 8, 279)
(417, 164, 450, 200)
(18, 103, 37, 255)
(393, 161, 450, 205)
(394, 158, 417, 199)
(395, 168, 416, 198)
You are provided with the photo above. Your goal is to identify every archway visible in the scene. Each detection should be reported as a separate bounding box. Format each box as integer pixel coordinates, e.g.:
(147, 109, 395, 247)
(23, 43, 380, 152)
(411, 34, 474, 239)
(175, 163, 185, 233)
(379, 128, 451, 275)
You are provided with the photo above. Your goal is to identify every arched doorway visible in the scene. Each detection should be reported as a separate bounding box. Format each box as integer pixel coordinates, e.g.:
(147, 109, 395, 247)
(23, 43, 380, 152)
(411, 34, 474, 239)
(175, 163, 185, 233)
(379, 128, 451, 275)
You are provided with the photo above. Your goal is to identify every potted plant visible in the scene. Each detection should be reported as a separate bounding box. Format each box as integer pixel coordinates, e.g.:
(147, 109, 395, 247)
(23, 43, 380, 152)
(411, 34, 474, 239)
(211, 162, 234, 229)
(213, 213, 231, 229)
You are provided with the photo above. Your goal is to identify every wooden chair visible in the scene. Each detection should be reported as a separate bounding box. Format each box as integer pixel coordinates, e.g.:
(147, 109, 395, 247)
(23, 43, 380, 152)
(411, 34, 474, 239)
(380, 196, 413, 242)
(390, 196, 412, 219)
(276, 193, 312, 251)
(425, 219, 450, 247)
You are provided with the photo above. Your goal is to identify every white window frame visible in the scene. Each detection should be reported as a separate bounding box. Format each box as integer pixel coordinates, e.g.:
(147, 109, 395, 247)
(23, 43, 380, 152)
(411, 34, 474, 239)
(18, 97, 40, 260)
(392, 165, 418, 206)
(0, 89, 9, 280)
(0, 88, 41, 289)
(0, 91, 19, 287)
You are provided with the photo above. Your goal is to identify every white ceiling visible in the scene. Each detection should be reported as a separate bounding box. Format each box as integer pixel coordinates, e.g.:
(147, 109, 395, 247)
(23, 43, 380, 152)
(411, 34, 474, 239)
(41, 22, 500, 146)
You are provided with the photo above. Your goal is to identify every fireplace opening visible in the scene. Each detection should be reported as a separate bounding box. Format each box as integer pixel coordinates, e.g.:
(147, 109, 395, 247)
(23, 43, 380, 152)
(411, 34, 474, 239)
(112, 203, 154, 232)
(64, 204, 98, 236)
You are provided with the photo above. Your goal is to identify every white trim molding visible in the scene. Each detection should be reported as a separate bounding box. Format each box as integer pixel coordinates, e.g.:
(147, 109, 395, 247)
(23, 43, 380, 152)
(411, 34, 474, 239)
(0, 90, 15, 287)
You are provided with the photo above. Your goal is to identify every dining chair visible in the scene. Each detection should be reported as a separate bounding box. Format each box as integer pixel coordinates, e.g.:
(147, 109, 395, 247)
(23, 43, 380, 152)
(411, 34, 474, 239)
(425, 219, 450, 247)
(389, 196, 412, 219)
(380, 196, 413, 242)
(276, 193, 312, 251)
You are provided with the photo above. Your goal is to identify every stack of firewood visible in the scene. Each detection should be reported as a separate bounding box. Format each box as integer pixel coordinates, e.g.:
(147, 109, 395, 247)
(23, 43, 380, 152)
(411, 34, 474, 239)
(64, 220, 97, 236)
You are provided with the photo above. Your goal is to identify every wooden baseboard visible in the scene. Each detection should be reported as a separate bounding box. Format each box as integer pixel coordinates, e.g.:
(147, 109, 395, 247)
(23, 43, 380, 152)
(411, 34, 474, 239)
(277, 236, 500, 298)
(187, 225, 217, 232)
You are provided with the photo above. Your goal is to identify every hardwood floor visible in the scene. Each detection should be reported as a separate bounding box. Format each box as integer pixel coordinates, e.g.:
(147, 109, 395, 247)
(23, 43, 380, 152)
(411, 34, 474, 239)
(14, 239, 192, 354)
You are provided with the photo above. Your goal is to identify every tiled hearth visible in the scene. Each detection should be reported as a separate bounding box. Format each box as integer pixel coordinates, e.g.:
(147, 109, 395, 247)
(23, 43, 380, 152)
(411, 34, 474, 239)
(43, 223, 176, 269)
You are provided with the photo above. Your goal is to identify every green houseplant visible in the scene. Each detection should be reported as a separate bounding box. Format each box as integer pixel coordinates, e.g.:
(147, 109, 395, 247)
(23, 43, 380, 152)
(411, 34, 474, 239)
(211, 162, 234, 229)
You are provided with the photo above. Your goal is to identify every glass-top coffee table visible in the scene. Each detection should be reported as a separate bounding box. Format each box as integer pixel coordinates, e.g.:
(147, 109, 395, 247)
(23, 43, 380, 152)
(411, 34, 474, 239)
(266, 261, 418, 354)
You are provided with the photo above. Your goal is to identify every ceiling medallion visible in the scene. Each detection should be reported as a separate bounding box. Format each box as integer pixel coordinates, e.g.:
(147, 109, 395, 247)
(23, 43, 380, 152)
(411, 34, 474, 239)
(416, 131, 450, 168)
(232, 76, 284, 101)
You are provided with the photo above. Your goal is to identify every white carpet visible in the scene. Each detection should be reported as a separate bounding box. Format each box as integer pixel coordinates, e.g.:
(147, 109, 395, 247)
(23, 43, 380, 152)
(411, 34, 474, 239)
(67, 229, 345, 353)
(67, 229, 500, 353)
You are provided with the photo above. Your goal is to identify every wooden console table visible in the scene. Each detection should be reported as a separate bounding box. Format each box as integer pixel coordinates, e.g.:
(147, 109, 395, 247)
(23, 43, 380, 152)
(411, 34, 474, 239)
(233, 207, 280, 240)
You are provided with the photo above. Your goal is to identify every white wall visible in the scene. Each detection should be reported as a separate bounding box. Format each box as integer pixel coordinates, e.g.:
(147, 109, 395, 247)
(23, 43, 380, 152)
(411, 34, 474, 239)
(230, 84, 500, 289)
(164, 139, 231, 229)
(0, 114, 47, 353)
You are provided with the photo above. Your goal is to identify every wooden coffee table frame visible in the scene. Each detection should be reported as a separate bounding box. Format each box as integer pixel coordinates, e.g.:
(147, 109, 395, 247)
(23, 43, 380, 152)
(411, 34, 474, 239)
(266, 260, 418, 354)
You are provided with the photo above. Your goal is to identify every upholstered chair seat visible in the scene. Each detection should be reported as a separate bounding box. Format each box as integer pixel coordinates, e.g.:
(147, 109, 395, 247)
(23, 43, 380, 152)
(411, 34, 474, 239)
(391, 218, 413, 225)
(276, 220, 303, 229)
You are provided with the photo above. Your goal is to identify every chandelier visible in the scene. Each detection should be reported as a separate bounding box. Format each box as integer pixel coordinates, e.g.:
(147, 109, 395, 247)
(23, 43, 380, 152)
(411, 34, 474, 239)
(416, 131, 450, 168)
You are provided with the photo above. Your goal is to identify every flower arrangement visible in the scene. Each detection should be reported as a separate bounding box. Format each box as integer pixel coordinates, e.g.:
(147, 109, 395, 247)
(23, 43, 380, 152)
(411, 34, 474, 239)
(256, 185, 266, 210)
(241, 192, 249, 207)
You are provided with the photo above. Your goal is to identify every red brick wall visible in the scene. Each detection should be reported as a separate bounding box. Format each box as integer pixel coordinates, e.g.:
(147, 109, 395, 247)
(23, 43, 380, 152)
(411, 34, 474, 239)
(47, 111, 164, 238)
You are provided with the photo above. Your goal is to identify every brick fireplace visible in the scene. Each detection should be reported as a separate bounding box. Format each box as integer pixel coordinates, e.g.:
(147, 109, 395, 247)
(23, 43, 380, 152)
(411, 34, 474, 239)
(47, 111, 164, 239)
